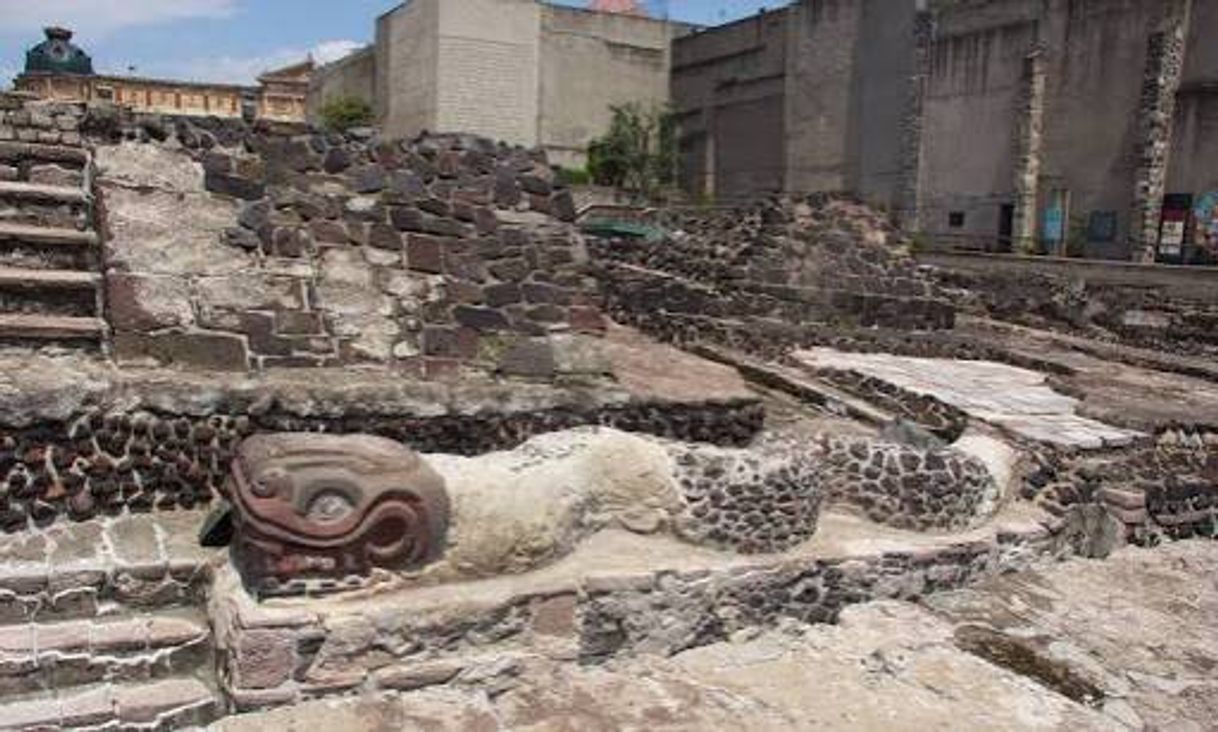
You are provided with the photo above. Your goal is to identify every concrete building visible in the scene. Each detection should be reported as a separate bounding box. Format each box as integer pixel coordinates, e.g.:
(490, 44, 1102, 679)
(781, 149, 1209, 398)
(915, 0, 1218, 263)
(310, 0, 690, 167)
(14, 27, 311, 123)
(672, 1, 922, 204)
(674, 0, 1218, 263)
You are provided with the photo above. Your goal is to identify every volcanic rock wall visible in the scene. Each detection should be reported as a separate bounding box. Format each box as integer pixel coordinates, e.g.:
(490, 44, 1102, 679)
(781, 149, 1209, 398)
(95, 111, 605, 375)
(590, 196, 955, 359)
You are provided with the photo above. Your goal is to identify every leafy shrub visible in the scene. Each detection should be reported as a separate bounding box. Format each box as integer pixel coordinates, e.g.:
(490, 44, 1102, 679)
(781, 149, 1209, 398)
(318, 96, 373, 132)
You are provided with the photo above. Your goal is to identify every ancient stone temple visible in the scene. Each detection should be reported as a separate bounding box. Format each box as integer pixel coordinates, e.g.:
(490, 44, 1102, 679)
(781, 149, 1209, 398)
(0, 76, 1213, 729)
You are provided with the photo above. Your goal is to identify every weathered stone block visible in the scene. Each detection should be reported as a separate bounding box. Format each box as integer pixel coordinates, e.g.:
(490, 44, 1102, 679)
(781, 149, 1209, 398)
(368, 223, 402, 251)
(309, 219, 347, 245)
(422, 326, 478, 359)
(550, 190, 577, 222)
(235, 630, 298, 690)
(106, 273, 194, 332)
(201, 152, 232, 176)
(351, 164, 386, 194)
(485, 282, 523, 307)
(322, 147, 351, 174)
(114, 331, 250, 371)
(489, 257, 529, 282)
(532, 593, 577, 637)
(406, 234, 446, 274)
(205, 171, 265, 201)
(498, 338, 555, 377)
(275, 311, 326, 336)
(196, 274, 305, 311)
(453, 305, 510, 332)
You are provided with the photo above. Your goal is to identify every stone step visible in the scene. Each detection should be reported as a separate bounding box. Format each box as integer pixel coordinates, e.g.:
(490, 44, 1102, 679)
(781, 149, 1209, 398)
(0, 267, 100, 289)
(0, 142, 89, 169)
(0, 614, 211, 696)
(0, 223, 97, 248)
(0, 183, 89, 231)
(0, 224, 98, 272)
(0, 512, 216, 626)
(0, 182, 88, 205)
(0, 268, 101, 318)
(0, 314, 105, 340)
(0, 677, 219, 730)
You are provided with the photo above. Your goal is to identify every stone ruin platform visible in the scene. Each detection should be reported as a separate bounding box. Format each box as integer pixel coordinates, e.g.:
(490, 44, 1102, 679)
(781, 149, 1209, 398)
(793, 347, 1146, 450)
(209, 498, 1072, 712)
(210, 539, 1218, 732)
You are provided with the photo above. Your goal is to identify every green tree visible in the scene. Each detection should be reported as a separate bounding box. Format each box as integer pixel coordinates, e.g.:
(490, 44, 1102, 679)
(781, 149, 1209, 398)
(587, 103, 677, 199)
(318, 96, 373, 132)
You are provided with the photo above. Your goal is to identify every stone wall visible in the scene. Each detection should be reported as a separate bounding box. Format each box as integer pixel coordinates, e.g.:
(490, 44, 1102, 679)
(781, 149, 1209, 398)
(0, 357, 763, 534)
(925, 252, 1218, 356)
(95, 111, 607, 375)
(0, 93, 84, 146)
(211, 509, 1073, 711)
(1029, 427, 1217, 545)
(590, 196, 955, 358)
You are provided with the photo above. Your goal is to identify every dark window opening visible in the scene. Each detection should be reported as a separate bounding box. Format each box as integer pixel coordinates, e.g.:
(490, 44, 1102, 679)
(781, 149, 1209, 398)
(949, 211, 965, 228)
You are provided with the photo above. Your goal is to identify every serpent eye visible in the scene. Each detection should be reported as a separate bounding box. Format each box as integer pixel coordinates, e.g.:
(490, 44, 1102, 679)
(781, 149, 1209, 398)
(306, 490, 355, 524)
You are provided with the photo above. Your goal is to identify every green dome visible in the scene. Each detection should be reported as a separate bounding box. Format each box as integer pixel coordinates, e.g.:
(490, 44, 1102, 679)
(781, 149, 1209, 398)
(25, 27, 94, 75)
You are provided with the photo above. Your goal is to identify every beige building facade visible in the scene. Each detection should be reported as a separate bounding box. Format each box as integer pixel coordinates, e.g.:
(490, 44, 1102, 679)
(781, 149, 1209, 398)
(14, 28, 311, 123)
(313, 0, 689, 168)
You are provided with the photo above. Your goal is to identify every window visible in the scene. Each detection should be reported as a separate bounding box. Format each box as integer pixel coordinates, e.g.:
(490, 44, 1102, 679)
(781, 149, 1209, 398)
(949, 211, 965, 228)
(94, 85, 114, 101)
(1087, 211, 1117, 243)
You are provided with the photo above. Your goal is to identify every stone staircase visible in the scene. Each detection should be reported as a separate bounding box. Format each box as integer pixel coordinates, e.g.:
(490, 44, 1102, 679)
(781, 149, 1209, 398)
(0, 141, 107, 351)
(0, 513, 223, 730)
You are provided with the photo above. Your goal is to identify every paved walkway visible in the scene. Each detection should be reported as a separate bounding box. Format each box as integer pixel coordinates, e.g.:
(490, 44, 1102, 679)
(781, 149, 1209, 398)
(793, 348, 1144, 449)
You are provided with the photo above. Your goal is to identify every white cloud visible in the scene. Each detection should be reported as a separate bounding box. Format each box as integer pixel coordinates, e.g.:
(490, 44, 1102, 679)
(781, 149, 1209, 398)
(0, 0, 238, 38)
(122, 40, 364, 85)
(313, 40, 363, 66)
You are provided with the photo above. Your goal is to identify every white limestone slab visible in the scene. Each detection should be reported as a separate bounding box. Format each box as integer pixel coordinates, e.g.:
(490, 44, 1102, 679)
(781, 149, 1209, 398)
(793, 348, 1144, 449)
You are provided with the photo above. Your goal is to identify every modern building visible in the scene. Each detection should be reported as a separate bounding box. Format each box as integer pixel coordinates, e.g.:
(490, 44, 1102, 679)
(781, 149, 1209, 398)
(673, 0, 1218, 263)
(310, 0, 690, 168)
(13, 27, 312, 123)
(671, 1, 922, 205)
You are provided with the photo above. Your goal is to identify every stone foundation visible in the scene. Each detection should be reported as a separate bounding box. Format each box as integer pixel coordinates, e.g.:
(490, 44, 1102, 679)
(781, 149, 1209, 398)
(209, 508, 1074, 711)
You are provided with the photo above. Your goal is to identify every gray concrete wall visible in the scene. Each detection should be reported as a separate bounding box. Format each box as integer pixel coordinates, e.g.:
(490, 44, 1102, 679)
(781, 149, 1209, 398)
(920, 12, 1034, 244)
(671, 10, 789, 200)
(784, 0, 864, 194)
(434, 0, 541, 147)
(539, 6, 684, 169)
(306, 46, 376, 124)
(854, 0, 919, 209)
(920, 0, 1214, 260)
(1168, 0, 1218, 201)
(377, 0, 440, 139)
(1038, 0, 1167, 260)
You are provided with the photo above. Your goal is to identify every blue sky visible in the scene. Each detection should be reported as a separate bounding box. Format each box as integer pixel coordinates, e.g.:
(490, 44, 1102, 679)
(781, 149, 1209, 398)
(0, 1, 787, 88)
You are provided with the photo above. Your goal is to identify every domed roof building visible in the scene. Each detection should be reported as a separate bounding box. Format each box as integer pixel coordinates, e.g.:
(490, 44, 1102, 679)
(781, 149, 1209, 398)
(24, 27, 95, 76)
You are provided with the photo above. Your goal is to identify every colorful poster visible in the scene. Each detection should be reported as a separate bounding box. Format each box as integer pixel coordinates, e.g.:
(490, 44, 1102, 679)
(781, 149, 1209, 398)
(1042, 207, 1063, 244)
(1195, 191, 1218, 255)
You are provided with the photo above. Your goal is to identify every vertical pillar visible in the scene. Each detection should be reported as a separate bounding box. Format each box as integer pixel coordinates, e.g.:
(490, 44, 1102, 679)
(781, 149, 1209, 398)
(1012, 47, 1046, 253)
(1132, 2, 1190, 263)
(897, 6, 933, 233)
